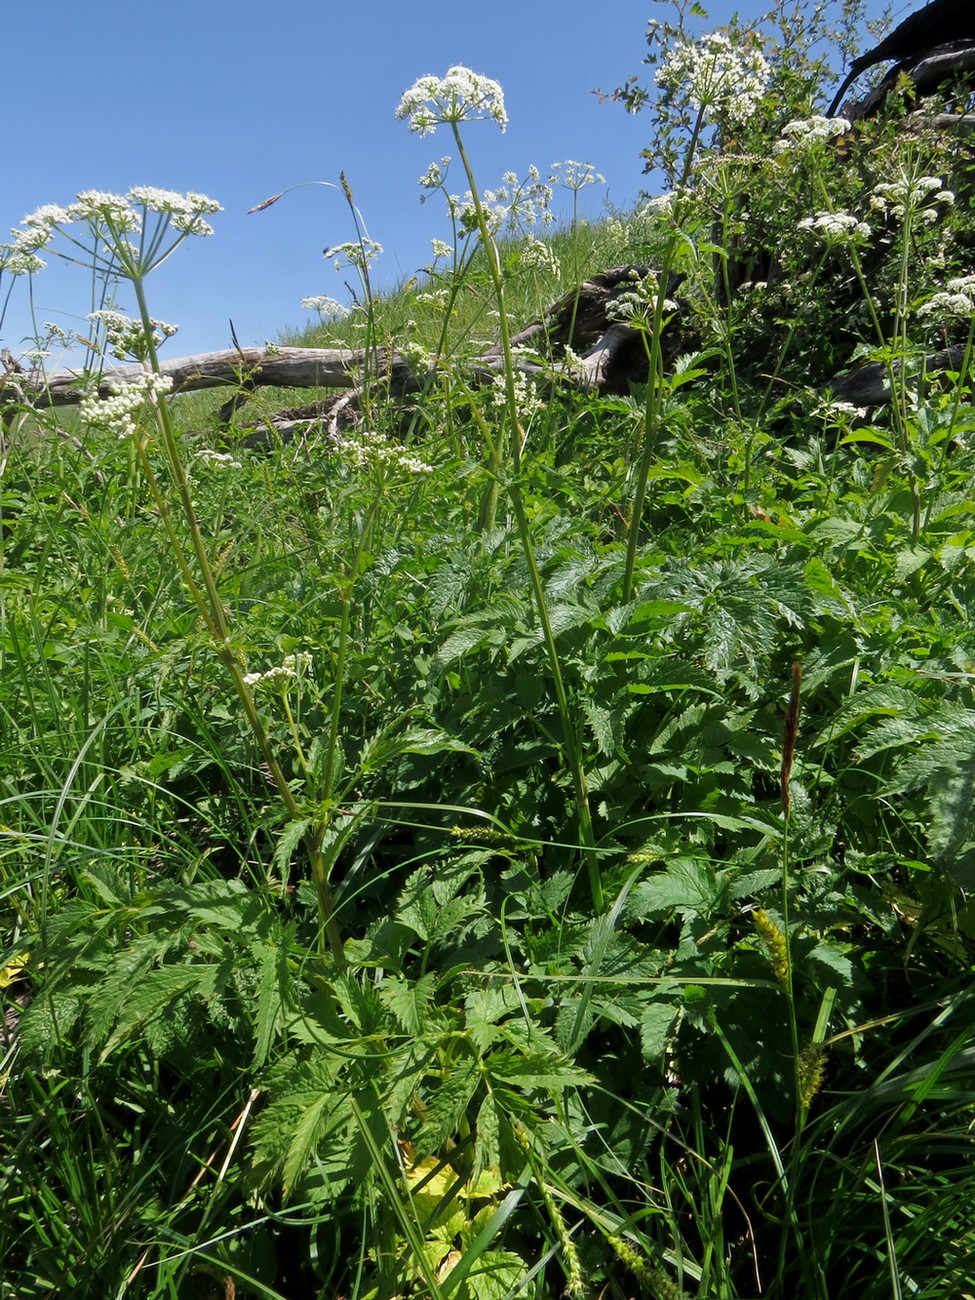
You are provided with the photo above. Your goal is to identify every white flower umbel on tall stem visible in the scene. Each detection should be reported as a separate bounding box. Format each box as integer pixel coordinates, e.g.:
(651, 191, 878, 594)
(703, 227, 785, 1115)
(7, 187, 221, 288)
(620, 31, 768, 605)
(8, 185, 347, 962)
(396, 67, 519, 473)
(397, 67, 607, 915)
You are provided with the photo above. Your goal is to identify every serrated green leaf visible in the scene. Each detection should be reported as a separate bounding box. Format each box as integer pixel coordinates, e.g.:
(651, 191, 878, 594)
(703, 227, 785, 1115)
(630, 859, 723, 917)
(380, 971, 438, 1035)
(416, 1056, 482, 1160)
(485, 1048, 593, 1090)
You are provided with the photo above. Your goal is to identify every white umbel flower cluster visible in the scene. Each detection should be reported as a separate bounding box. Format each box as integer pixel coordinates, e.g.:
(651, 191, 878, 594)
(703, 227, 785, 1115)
(797, 210, 872, 245)
(78, 373, 174, 439)
(88, 309, 178, 361)
(918, 274, 975, 321)
(870, 175, 954, 224)
(774, 116, 851, 153)
(655, 30, 770, 128)
(243, 652, 313, 693)
(2, 187, 221, 277)
(396, 66, 507, 135)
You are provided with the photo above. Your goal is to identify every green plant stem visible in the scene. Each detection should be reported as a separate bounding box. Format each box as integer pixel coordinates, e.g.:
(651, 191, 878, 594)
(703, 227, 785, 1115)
(129, 276, 344, 963)
(451, 126, 604, 912)
(621, 106, 705, 603)
(923, 312, 975, 531)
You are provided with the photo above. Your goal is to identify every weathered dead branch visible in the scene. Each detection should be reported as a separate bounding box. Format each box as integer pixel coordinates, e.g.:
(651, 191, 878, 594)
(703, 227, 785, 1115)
(0, 346, 415, 410)
(841, 42, 975, 122)
(1, 267, 696, 441)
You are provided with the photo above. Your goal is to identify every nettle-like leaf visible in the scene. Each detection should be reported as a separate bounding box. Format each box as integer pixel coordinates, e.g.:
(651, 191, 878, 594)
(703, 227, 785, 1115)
(640, 998, 681, 1060)
(249, 1053, 357, 1201)
(875, 715, 975, 890)
(96, 961, 223, 1063)
(359, 725, 479, 774)
(379, 970, 439, 1035)
(484, 1046, 594, 1091)
(629, 857, 727, 918)
(463, 984, 523, 1055)
(331, 970, 387, 1034)
(641, 556, 812, 696)
(414, 1055, 482, 1160)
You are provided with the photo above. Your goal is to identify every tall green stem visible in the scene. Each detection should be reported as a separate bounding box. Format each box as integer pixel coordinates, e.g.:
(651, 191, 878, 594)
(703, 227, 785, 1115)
(621, 107, 705, 603)
(451, 126, 604, 912)
(130, 276, 345, 963)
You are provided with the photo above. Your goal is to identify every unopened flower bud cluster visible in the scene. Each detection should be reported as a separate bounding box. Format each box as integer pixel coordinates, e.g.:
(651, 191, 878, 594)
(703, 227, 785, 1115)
(88, 309, 178, 361)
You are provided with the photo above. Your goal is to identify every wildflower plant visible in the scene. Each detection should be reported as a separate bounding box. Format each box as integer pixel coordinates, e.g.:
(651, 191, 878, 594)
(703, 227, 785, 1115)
(397, 65, 605, 916)
(6, 183, 347, 961)
(395, 65, 508, 135)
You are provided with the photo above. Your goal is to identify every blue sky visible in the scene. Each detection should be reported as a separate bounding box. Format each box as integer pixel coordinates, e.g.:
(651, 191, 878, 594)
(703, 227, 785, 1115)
(2, 0, 866, 364)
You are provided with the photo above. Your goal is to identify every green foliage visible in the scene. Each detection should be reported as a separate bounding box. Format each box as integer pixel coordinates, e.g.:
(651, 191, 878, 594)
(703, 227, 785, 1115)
(5, 4, 975, 1297)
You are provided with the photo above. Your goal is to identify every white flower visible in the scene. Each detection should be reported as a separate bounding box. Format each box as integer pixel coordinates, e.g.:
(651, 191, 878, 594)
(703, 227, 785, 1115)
(482, 165, 553, 231)
(300, 295, 352, 319)
(491, 371, 544, 421)
(336, 428, 433, 474)
(65, 191, 140, 231)
(514, 239, 561, 279)
(814, 398, 867, 421)
(419, 157, 451, 190)
(243, 653, 312, 692)
(88, 309, 178, 360)
(644, 192, 677, 220)
(21, 203, 72, 230)
(516, 235, 560, 276)
(918, 276, 975, 320)
(416, 288, 449, 308)
(126, 186, 221, 235)
(396, 66, 507, 135)
(324, 239, 383, 271)
(606, 270, 676, 323)
(430, 238, 453, 260)
(870, 175, 954, 222)
(797, 210, 872, 245)
(774, 116, 850, 153)
(549, 160, 605, 191)
(195, 449, 243, 469)
(79, 372, 174, 439)
(1, 246, 45, 275)
(655, 30, 770, 128)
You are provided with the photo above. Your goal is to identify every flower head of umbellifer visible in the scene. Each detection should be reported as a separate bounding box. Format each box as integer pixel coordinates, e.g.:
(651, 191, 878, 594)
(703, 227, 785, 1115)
(396, 66, 507, 136)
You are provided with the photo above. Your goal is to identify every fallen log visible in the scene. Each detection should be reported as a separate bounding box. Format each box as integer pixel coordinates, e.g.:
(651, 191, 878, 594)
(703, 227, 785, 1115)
(839, 42, 975, 122)
(0, 346, 415, 410)
(830, 343, 969, 406)
(0, 267, 693, 439)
